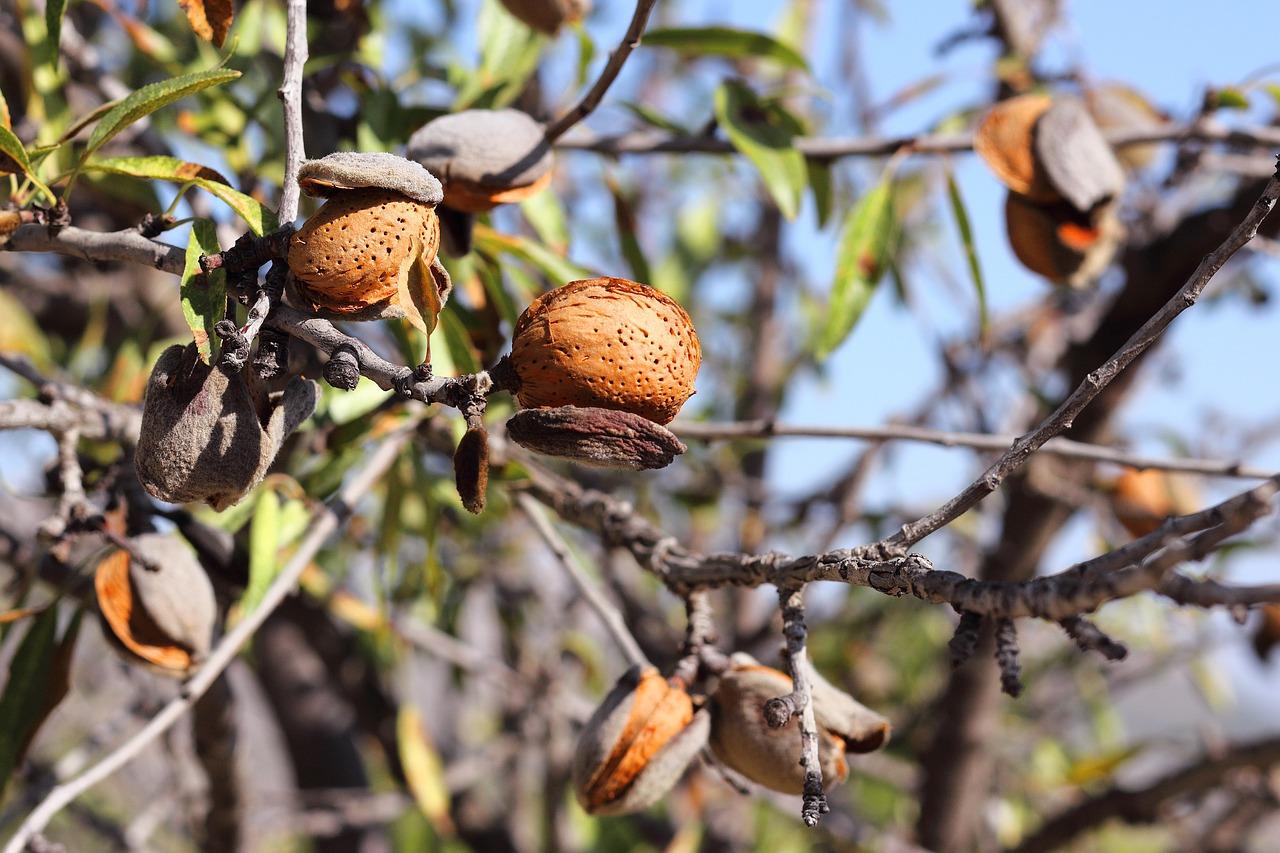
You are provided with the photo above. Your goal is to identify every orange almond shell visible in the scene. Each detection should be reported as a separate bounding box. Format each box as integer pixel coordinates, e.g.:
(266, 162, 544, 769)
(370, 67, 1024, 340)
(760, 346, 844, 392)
(1111, 468, 1197, 538)
(94, 549, 194, 673)
(510, 278, 701, 425)
(443, 170, 554, 213)
(288, 187, 443, 334)
(579, 669, 695, 810)
(975, 94, 1059, 203)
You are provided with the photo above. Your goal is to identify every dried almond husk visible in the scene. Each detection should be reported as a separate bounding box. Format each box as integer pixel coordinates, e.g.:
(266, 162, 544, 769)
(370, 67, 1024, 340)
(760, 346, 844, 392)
(509, 278, 701, 425)
(1034, 97, 1127, 212)
(505, 406, 687, 470)
(572, 665, 710, 815)
(1004, 192, 1123, 288)
(135, 343, 317, 511)
(94, 533, 216, 675)
(974, 94, 1058, 203)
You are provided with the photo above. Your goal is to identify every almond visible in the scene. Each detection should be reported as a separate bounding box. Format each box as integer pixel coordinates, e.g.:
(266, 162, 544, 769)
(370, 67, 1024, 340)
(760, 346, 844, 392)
(1004, 192, 1122, 288)
(94, 534, 217, 675)
(572, 665, 710, 815)
(509, 278, 701, 425)
(1110, 468, 1199, 538)
(498, 0, 590, 35)
(974, 94, 1058, 203)
(707, 654, 889, 795)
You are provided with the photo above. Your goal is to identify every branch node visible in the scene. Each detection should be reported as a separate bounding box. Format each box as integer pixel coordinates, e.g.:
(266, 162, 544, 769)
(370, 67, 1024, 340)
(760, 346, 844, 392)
(322, 344, 361, 391)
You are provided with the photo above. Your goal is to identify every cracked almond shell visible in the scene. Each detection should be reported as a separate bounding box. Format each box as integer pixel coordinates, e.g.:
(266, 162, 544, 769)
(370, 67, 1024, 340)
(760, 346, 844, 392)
(1004, 192, 1123, 288)
(975, 94, 1058, 203)
(136, 343, 317, 511)
(572, 665, 710, 815)
(708, 654, 889, 795)
(498, 0, 589, 34)
(509, 278, 701, 425)
(94, 533, 216, 675)
(406, 109, 554, 213)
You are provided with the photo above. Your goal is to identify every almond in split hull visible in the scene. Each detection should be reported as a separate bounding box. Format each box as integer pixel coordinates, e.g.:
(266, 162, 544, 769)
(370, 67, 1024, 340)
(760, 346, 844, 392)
(572, 666, 710, 815)
(510, 277, 701, 425)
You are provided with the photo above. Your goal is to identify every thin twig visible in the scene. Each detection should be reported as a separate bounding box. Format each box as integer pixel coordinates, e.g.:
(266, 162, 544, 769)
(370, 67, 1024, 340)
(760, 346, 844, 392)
(767, 585, 828, 827)
(872, 174, 1280, 558)
(275, 0, 308, 227)
(672, 420, 1278, 480)
(543, 0, 660, 142)
(555, 121, 1280, 158)
(1, 423, 416, 853)
(514, 493, 649, 669)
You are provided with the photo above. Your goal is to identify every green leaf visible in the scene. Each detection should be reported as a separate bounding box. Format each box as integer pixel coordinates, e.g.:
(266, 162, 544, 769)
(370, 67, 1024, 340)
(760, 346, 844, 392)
(606, 176, 652, 283)
(807, 157, 834, 229)
(473, 223, 592, 285)
(180, 219, 226, 363)
(519, 189, 570, 253)
(621, 102, 691, 135)
(457, 0, 544, 109)
(44, 0, 67, 71)
(0, 125, 55, 204)
(816, 174, 896, 360)
(438, 308, 482, 375)
(0, 606, 78, 797)
(241, 488, 281, 617)
(1264, 82, 1280, 109)
(1214, 86, 1250, 110)
(645, 26, 809, 71)
(85, 156, 277, 234)
(944, 168, 988, 336)
(714, 81, 807, 219)
(78, 69, 241, 166)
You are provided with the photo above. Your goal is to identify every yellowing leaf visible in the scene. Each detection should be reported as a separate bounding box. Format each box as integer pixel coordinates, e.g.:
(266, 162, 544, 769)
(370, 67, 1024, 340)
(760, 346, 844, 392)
(397, 705, 455, 836)
(178, 0, 235, 47)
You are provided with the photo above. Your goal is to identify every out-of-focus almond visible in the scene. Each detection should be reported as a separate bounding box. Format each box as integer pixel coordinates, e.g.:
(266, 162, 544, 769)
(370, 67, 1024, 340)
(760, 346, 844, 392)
(505, 406, 687, 470)
(974, 94, 1058, 203)
(1109, 468, 1199, 538)
(94, 533, 217, 675)
(1033, 97, 1127, 213)
(572, 665, 710, 815)
(1004, 192, 1122, 288)
(509, 277, 701, 425)
(498, 0, 589, 35)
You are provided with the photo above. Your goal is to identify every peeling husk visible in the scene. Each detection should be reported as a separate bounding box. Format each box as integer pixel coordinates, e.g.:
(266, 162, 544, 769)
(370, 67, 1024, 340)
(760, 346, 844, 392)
(1004, 192, 1123, 288)
(708, 654, 889, 795)
(94, 533, 217, 675)
(288, 187, 449, 335)
(135, 343, 317, 511)
(572, 665, 710, 815)
(1110, 468, 1199, 538)
(974, 94, 1057, 202)
(498, 0, 589, 34)
(510, 277, 701, 425)
(1033, 97, 1126, 212)
(505, 406, 686, 470)
(453, 425, 489, 514)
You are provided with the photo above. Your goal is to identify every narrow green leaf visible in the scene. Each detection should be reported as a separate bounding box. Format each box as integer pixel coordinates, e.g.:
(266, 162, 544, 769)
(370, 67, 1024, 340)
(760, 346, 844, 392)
(807, 157, 834, 229)
(79, 69, 241, 165)
(241, 489, 281, 617)
(1213, 87, 1250, 110)
(944, 168, 988, 336)
(85, 155, 277, 234)
(0, 606, 61, 796)
(644, 26, 809, 71)
(519, 189, 570, 253)
(473, 223, 592, 285)
(438, 309, 482, 375)
(816, 175, 897, 360)
(45, 0, 67, 70)
(714, 81, 807, 219)
(621, 102, 691, 135)
(0, 125, 54, 203)
(180, 219, 226, 363)
(606, 177, 652, 283)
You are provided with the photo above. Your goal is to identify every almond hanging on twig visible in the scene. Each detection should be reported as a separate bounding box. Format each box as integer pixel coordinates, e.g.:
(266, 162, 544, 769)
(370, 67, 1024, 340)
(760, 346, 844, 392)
(94, 533, 217, 676)
(572, 665, 710, 815)
(509, 277, 701, 425)
(287, 152, 452, 336)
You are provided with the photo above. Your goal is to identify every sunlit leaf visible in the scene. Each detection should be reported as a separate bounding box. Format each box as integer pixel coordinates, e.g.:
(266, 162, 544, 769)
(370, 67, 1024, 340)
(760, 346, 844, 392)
(240, 488, 281, 618)
(86, 155, 277, 234)
(606, 175, 651, 283)
(645, 27, 809, 71)
(473, 224, 592, 285)
(180, 219, 226, 363)
(78, 69, 241, 166)
(620, 102, 690, 135)
(816, 173, 897, 360)
(44, 0, 67, 70)
(0, 125, 54, 203)
(397, 705, 456, 836)
(439, 308, 482, 375)
(944, 167, 988, 336)
(714, 80, 807, 219)
(520, 189, 570, 254)
(1213, 86, 1250, 110)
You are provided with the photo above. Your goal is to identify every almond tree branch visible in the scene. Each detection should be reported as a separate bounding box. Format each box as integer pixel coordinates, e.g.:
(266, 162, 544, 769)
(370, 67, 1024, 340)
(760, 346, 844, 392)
(275, 0, 308, 227)
(673, 420, 1278, 480)
(543, 0, 660, 143)
(869, 173, 1280, 559)
(1, 422, 416, 853)
(555, 122, 1280, 158)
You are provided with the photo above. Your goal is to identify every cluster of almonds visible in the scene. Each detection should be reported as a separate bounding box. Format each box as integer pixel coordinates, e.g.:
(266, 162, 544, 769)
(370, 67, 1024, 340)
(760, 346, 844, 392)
(572, 656, 889, 815)
(974, 93, 1128, 287)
